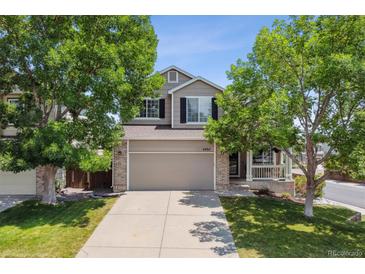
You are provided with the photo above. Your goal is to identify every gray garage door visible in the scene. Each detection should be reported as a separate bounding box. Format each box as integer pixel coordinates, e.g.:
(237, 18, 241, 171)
(0, 170, 36, 195)
(129, 140, 214, 190)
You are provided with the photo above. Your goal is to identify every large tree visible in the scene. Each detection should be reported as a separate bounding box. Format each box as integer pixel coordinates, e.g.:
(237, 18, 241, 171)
(205, 16, 365, 217)
(0, 16, 163, 203)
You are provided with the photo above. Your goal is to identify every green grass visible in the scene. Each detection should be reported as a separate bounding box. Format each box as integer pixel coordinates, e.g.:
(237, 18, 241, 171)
(220, 197, 365, 258)
(0, 198, 116, 258)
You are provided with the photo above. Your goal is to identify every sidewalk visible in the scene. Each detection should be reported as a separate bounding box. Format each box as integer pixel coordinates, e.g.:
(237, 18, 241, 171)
(317, 198, 365, 215)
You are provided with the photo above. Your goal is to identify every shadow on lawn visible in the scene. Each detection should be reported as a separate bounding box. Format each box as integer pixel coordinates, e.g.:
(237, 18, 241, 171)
(0, 199, 107, 229)
(221, 197, 365, 258)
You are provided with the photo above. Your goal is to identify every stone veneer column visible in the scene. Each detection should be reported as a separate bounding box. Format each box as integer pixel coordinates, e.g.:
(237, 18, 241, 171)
(112, 140, 128, 192)
(215, 145, 230, 190)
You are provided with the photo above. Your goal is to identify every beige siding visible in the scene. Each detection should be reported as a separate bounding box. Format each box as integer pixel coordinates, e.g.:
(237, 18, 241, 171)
(129, 140, 213, 152)
(172, 80, 223, 129)
(0, 170, 36, 195)
(126, 70, 193, 125)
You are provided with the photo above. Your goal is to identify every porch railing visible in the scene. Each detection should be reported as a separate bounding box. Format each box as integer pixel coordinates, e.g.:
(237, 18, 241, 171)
(252, 165, 286, 180)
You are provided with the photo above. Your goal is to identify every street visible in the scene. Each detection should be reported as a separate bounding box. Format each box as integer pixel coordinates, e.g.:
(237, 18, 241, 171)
(324, 180, 365, 209)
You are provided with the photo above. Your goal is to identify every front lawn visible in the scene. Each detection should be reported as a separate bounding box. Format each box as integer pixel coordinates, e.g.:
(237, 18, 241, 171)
(0, 198, 116, 257)
(220, 197, 365, 258)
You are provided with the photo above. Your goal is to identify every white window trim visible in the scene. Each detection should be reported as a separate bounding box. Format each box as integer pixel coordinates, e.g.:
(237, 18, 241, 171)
(168, 71, 179, 83)
(229, 152, 241, 178)
(136, 98, 160, 119)
(185, 96, 213, 124)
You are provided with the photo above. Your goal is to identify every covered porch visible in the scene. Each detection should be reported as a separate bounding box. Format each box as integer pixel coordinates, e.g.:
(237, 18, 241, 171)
(228, 148, 294, 194)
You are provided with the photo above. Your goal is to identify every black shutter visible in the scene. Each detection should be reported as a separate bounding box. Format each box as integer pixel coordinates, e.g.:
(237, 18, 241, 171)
(180, 97, 186, 123)
(159, 98, 165, 119)
(212, 97, 218, 120)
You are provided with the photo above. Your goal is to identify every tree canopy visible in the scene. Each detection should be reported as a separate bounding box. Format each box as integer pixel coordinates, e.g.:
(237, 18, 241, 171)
(0, 16, 164, 202)
(205, 16, 365, 217)
(0, 16, 163, 173)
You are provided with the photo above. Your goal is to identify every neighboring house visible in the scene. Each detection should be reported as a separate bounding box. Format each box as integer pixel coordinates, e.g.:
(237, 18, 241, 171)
(0, 91, 37, 195)
(112, 66, 294, 194)
(0, 97, 102, 194)
(297, 143, 331, 164)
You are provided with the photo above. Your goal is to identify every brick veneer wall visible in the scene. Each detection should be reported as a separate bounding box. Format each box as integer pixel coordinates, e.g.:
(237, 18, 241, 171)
(112, 140, 128, 192)
(216, 146, 230, 190)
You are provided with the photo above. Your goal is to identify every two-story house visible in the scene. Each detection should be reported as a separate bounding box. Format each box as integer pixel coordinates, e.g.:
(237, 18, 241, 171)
(112, 66, 294, 194)
(1, 65, 294, 196)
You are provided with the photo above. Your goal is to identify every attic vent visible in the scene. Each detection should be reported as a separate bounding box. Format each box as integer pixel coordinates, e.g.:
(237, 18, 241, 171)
(168, 70, 178, 83)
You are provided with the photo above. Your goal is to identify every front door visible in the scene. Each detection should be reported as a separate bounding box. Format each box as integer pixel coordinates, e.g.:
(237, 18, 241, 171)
(229, 152, 240, 177)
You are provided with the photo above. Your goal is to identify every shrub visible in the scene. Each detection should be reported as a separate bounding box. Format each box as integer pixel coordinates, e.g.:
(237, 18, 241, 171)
(294, 175, 325, 198)
(281, 192, 291, 200)
(254, 188, 271, 196)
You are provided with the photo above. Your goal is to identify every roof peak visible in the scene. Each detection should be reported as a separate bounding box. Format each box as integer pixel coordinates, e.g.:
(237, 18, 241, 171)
(158, 65, 195, 79)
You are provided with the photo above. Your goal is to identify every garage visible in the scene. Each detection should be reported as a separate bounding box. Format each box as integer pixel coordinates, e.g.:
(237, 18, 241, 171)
(0, 170, 36, 195)
(128, 140, 215, 190)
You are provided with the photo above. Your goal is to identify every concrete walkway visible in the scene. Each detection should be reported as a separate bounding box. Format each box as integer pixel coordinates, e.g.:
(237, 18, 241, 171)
(77, 191, 238, 258)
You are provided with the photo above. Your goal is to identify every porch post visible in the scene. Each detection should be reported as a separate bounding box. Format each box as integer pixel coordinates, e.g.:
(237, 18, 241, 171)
(246, 150, 253, 181)
(285, 148, 293, 180)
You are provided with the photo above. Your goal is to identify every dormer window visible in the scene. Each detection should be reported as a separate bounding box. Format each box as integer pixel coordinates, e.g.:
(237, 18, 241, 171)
(168, 70, 178, 83)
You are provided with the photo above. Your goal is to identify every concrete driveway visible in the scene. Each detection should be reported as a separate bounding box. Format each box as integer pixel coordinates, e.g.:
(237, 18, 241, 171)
(77, 191, 238, 258)
(0, 195, 34, 213)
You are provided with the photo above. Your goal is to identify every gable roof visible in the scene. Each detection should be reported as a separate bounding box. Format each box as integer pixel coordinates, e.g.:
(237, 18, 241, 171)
(167, 76, 224, 94)
(158, 65, 195, 79)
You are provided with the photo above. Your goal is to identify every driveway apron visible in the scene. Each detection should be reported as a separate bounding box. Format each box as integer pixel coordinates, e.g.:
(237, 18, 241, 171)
(77, 191, 238, 258)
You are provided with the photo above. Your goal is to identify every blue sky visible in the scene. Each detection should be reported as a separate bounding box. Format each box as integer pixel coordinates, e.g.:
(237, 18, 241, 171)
(151, 16, 287, 87)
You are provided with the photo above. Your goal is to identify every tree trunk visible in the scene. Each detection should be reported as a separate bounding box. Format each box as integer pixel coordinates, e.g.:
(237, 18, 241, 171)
(304, 134, 317, 217)
(304, 185, 315, 218)
(39, 165, 58, 204)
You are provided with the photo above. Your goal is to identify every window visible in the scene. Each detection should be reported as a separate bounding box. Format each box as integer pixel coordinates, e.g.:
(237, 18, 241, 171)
(253, 149, 274, 165)
(138, 99, 160, 119)
(186, 97, 212, 123)
(168, 71, 178, 83)
(6, 98, 20, 126)
(7, 98, 20, 107)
